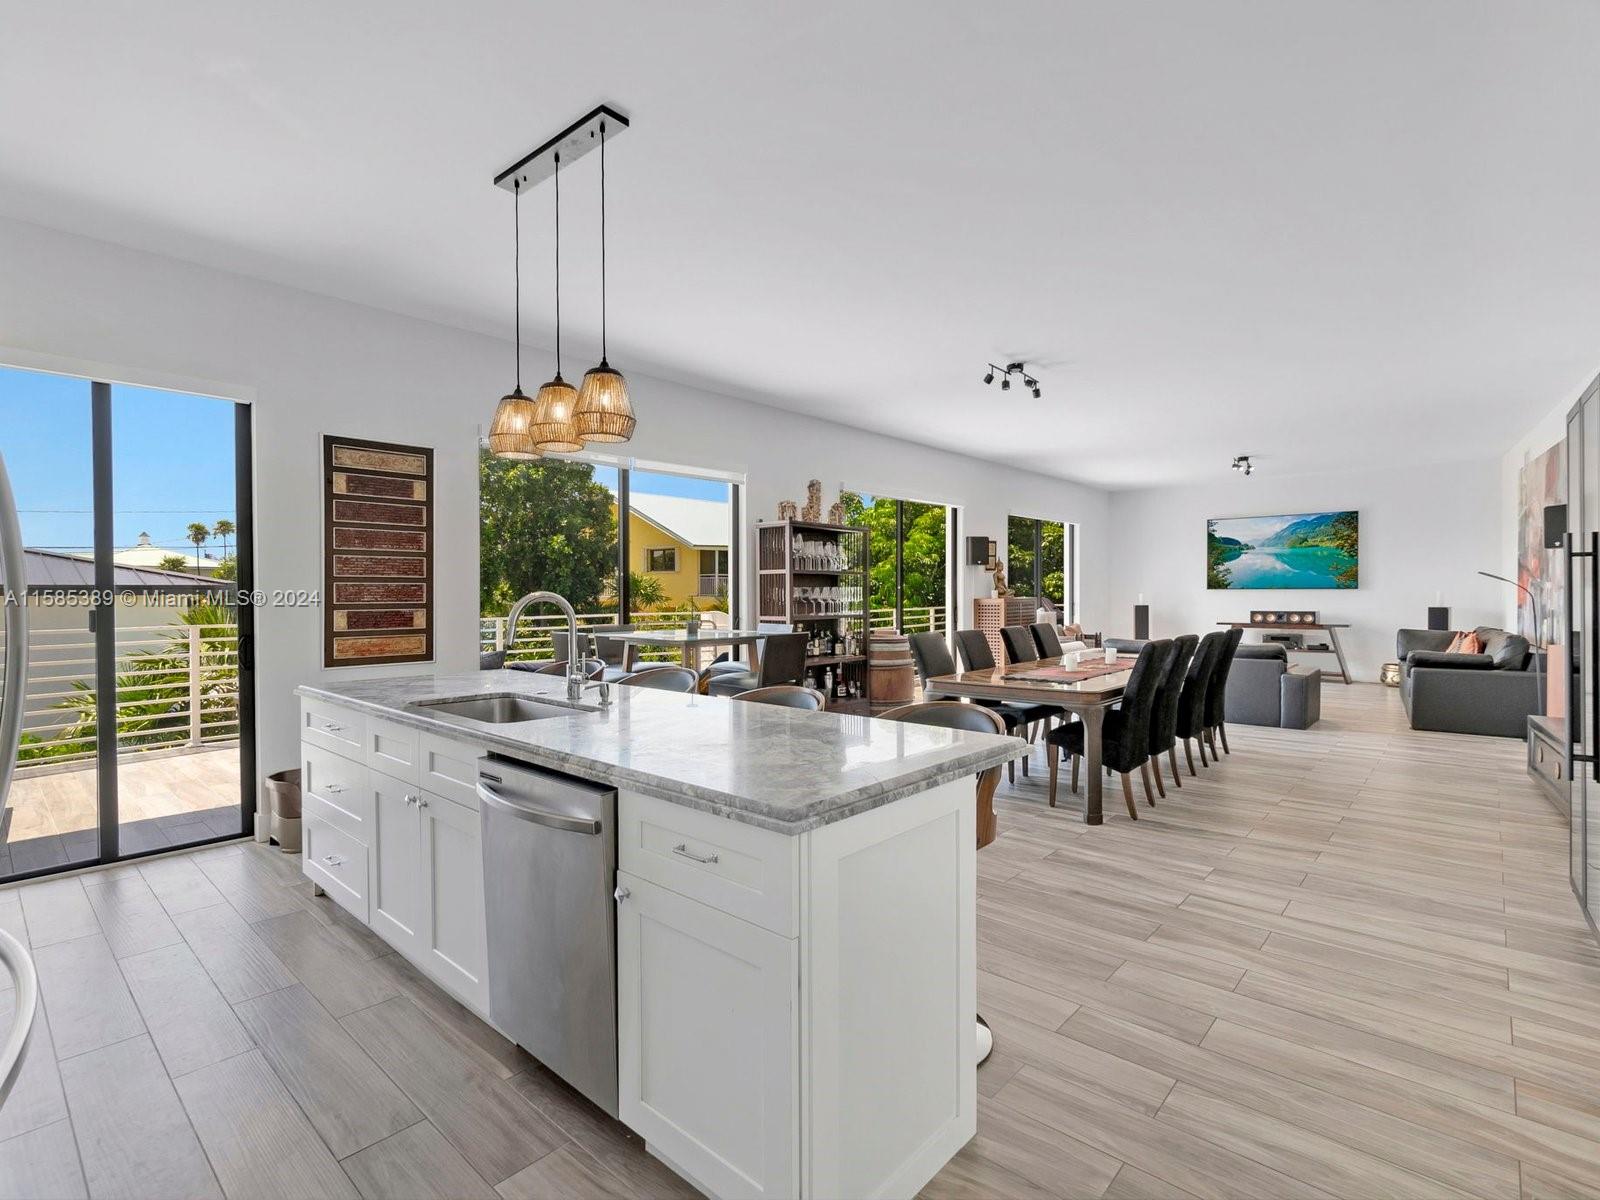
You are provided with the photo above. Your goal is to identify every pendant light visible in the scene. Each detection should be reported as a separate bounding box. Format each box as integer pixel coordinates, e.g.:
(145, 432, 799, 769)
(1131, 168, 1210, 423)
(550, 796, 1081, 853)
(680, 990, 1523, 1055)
(574, 119, 636, 443)
(487, 179, 540, 459)
(530, 151, 583, 453)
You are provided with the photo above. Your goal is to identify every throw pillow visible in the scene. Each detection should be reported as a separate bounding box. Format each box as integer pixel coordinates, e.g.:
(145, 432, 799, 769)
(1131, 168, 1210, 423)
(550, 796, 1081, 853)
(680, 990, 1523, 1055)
(1444, 631, 1482, 655)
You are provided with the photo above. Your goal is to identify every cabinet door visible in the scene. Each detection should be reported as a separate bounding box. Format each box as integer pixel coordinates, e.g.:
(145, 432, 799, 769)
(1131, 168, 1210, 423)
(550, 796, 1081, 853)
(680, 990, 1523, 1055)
(418, 792, 489, 1012)
(616, 872, 797, 1200)
(370, 771, 423, 954)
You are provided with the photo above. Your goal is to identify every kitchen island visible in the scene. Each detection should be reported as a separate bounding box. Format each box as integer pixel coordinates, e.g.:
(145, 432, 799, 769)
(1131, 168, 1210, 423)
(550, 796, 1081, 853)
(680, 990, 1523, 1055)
(295, 668, 1023, 1200)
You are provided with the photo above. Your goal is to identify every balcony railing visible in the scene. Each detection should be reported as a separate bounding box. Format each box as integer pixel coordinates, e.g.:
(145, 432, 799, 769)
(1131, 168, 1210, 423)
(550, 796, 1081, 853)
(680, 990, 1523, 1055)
(696, 574, 729, 597)
(10, 623, 239, 772)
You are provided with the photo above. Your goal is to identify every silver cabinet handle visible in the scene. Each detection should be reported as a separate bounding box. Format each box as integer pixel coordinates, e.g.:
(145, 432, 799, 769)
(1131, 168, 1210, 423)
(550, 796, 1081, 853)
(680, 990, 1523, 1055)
(614, 884, 630, 902)
(324, 722, 343, 733)
(322, 854, 345, 867)
(418, 796, 430, 809)
(404, 794, 419, 806)
(672, 843, 719, 865)
(325, 783, 346, 794)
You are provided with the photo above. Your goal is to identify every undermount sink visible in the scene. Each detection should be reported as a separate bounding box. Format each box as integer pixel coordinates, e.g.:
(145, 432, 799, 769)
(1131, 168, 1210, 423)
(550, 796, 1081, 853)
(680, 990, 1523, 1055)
(411, 694, 581, 725)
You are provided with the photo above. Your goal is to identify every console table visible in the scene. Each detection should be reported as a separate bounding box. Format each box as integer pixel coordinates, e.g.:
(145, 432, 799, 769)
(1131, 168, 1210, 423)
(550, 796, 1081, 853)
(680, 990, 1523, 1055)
(1218, 621, 1352, 684)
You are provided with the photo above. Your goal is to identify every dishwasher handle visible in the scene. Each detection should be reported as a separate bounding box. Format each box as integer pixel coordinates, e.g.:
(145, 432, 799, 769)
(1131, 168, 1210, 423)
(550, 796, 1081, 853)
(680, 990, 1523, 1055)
(476, 780, 603, 835)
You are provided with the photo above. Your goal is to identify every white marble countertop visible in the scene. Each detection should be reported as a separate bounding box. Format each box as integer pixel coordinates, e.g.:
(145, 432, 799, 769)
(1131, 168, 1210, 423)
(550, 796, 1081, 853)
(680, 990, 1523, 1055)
(296, 669, 1026, 834)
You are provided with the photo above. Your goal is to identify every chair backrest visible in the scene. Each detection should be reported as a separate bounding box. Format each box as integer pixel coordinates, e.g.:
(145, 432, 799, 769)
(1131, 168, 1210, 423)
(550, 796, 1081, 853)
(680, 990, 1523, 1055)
(955, 629, 996, 671)
(533, 658, 605, 680)
(1031, 623, 1064, 658)
(734, 685, 827, 710)
(480, 650, 507, 671)
(1204, 627, 1245, 727)
(618, 666, 697, 692)
(1001, 626, 1040, 664)
(1149, 634, 1199, 754)
(908, 631, 957, 684)
(1112, 639, 1175, 771)
(0, 928, 36, 1109)
(1177, 632, 1227, 737)
(756, 633, 809, 687)
(588, 624, 635, 669)
(878, 700, 1007, 736)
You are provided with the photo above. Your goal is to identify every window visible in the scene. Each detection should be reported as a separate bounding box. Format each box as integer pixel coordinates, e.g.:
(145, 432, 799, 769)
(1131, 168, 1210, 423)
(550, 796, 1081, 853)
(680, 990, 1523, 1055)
(839, 492, 949, 633)
(479, 451, 739, 665)
(1009, 514, 1077, 622)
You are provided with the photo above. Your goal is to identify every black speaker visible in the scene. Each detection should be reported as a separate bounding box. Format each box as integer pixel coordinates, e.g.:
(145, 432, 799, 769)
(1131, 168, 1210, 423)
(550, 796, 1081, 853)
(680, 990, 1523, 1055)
(1133, 604, 1150, 640)
(1427, 606, 1450, 631)
(1545, 503, 1568, 550)
(965, 536, 995, 567)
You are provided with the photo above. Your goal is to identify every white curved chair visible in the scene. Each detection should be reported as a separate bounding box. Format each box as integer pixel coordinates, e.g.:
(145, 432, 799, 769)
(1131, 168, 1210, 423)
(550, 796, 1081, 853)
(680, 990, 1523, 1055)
(0, 928, 37, 1108)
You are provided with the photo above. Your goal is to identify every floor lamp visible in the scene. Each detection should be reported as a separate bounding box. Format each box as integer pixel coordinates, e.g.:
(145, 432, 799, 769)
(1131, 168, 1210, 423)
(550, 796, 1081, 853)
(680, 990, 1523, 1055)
(1477, 570, 1544, 716)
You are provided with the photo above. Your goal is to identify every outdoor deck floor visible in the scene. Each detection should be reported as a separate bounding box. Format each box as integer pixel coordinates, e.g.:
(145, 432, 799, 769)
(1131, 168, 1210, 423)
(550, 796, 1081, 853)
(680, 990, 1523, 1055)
(2, 748, 240, 875)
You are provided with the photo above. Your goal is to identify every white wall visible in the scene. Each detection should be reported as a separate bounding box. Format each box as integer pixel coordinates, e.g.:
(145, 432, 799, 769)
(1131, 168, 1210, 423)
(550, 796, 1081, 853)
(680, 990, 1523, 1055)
(1105, 459, 1504, 682)
(0, 216, 1109, 790)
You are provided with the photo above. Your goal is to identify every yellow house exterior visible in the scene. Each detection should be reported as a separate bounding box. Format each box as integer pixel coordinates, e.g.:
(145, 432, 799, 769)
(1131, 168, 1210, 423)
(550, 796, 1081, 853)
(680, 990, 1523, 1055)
(615, 494, 730, 607)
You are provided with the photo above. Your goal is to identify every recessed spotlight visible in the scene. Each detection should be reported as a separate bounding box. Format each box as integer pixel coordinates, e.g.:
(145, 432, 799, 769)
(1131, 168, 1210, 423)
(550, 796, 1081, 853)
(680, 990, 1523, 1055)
(1001, 377, 1011, 391)
(983, 370, 994, 385)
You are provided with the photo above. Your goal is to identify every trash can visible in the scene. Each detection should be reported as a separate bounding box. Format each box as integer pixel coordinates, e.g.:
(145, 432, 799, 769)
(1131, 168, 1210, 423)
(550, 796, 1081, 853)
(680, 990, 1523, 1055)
(265, 768, 302, 853)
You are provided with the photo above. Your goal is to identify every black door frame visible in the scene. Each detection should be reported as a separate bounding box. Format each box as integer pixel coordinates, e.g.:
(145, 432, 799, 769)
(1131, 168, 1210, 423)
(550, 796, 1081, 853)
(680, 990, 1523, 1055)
(5, 381, 255, 884)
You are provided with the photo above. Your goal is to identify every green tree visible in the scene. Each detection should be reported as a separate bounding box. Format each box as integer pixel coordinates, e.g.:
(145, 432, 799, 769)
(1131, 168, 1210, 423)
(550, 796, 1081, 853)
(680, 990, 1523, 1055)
(212, 518, 235, 560)
(837, 493, 947, 628)
(479, 450, 618, 615)
(157, 554, 191, 572)
(185, 522, 209, 570)
(211, 555, 237, 581)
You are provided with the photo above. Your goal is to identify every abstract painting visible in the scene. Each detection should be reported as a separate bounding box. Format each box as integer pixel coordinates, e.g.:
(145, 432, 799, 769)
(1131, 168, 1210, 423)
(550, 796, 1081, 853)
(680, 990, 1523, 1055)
(1517, 441, 1564, 644)
(1207, 511, 1359, 590)
(323, 435, 433, 666)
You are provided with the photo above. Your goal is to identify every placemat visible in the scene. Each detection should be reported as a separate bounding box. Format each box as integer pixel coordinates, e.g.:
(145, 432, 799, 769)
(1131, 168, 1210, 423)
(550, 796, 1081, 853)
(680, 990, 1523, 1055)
(1007, 657, 1137, 684)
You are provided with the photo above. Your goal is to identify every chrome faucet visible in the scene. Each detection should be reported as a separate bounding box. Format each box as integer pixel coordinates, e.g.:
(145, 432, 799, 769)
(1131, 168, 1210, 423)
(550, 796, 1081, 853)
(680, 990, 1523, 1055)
(505, 590, 587, 702)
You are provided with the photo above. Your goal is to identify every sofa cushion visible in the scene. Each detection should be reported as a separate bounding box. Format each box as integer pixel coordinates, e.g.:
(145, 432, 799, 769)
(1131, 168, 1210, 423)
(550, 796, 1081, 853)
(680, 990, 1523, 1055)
(1235, 644, 1288, 662)
(1407, 650, 1495, 671)
(1476, 629, 1530, 671)
(1445, 631, 1483, 655)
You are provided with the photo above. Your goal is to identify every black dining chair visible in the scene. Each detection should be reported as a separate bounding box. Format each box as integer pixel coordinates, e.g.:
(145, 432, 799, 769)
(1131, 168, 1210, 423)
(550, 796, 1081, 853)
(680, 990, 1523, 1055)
(706, 633, 808, 697)
(1205, 627, 1245, 756)
(1176, 631, 1227, 774)
(617, 666, 698, 692)
(1030, 623, 1065, 658)
(703, 621, 793, 688)
(732, 685, 827, 710)
(909, 631, 1047, 782)
(1045, 639, 1175, 819)
(1001, 626, 1041, 665)
(1147, 634, 1199, 797)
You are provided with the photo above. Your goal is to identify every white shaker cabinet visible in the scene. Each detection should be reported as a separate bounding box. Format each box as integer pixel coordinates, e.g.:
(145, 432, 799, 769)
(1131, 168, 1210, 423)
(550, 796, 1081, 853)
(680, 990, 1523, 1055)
(417, 787, 489, 1009)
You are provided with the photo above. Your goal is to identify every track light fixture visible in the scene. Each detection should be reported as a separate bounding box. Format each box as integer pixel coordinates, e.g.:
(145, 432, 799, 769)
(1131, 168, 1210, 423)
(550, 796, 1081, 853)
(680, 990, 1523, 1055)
(983, 361, 1043, 398)
(1231, 455, 1254, 476)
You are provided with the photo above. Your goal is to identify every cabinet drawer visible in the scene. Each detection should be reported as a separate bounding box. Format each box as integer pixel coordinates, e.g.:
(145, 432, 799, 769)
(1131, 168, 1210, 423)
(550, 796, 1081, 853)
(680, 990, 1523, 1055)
(301, 699, 365, 757)
(1531, 735, 1565, 786)
(619, 791, 798, 937)
(303, 817, 368, 923)
(366, 717, 420, 781)
(420, 733, 480, 810)
(301, 744, 372, 840)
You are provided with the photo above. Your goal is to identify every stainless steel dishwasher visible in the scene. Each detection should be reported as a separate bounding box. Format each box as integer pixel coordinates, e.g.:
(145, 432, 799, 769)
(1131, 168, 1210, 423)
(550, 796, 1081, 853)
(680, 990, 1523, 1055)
(477, 754, 618, 1117)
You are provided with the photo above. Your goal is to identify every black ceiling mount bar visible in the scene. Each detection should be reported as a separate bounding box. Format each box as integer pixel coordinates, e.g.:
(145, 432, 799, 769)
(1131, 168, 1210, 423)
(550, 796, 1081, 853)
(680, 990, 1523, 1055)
(494, 104, 631, 192)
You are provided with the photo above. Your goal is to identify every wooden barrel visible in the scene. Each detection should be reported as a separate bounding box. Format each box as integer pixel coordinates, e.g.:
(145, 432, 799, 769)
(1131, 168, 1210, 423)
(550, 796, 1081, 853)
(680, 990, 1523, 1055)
(868, 629, 916, 713)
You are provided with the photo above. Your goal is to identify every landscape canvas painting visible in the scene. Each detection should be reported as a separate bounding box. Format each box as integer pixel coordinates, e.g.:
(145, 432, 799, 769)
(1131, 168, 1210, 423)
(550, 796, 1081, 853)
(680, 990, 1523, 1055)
(1207, 511, 1359, 590)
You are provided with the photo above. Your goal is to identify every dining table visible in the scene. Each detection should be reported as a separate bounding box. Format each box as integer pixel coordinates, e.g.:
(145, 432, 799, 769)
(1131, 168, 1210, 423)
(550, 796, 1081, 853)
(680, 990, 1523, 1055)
(606, 626, 769, 669)
(926, 653, 1135, 825)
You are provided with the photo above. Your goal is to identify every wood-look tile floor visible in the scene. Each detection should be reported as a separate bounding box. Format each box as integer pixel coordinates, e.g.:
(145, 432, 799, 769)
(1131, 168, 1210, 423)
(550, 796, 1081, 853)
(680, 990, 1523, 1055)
(0, 683, 1595, 1199)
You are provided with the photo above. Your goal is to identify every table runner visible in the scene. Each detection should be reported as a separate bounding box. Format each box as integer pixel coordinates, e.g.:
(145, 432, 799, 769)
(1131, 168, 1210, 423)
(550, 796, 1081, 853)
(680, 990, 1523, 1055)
(1006, 657, 1137, 684)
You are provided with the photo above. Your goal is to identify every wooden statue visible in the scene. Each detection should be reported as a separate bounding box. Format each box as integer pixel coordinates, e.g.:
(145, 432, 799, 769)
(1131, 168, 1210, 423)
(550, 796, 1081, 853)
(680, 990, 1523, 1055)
(801, 479, 823, 522)
(778, 499, 798, 521)
(989, 557, 1011, 597)
(827, 500, 845, 525)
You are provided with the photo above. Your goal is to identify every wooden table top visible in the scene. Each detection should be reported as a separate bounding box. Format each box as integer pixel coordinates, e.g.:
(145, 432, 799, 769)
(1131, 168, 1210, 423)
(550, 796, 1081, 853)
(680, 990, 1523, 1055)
(928, 656, 1131, 708)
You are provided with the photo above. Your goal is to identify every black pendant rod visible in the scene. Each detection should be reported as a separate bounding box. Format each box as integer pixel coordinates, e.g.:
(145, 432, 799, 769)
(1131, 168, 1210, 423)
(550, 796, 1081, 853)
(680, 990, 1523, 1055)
(554, 152, 563, 377)
(513, 179, 521, 392)
(600, 120, 608, 362)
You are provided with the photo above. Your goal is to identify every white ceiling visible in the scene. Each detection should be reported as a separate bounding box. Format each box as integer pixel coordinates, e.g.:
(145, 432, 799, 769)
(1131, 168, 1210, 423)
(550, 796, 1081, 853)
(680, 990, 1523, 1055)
(3, 1, 1598, 488)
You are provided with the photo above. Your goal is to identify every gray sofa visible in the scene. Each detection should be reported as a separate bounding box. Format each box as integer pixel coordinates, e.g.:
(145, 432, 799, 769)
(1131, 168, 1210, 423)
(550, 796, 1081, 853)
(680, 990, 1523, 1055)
(1224, 644, 1322, 729)
(1397, 626, 1541, 738)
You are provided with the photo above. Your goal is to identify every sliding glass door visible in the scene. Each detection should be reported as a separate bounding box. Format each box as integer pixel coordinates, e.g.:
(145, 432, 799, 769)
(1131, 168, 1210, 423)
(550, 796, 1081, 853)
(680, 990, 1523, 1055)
(840, 492, 949, 633)
(1009, 514, 1076, 622)
(0, 364, 254, 881)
